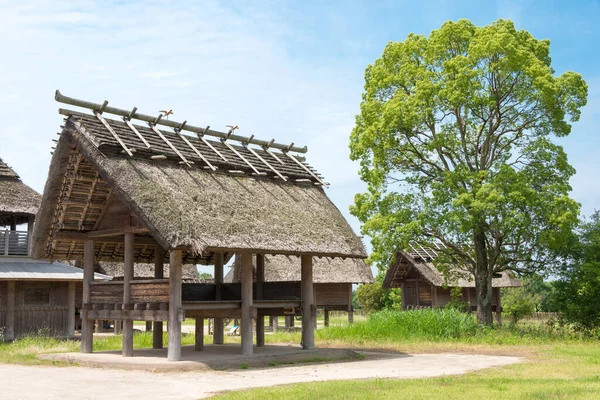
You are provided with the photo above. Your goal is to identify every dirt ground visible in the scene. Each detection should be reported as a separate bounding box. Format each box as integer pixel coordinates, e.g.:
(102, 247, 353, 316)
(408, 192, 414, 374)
(0, 352, 521, 399)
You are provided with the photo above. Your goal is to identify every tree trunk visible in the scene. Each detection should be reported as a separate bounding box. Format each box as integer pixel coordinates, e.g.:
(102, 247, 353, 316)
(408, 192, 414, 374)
(474, 228, 493, 325)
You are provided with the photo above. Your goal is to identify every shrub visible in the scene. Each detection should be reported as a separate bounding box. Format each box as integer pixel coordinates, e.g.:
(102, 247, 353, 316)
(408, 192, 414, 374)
(502, 287, 539, 324)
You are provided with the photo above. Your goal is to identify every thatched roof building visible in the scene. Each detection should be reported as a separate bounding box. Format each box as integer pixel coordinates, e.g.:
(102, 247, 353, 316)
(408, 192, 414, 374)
(0, 158, 41, 226)
(383, 249, 522, 289)
(382, 246, 521, 313)
(224, 254, 373, 284)
(32, 96, 366, 264)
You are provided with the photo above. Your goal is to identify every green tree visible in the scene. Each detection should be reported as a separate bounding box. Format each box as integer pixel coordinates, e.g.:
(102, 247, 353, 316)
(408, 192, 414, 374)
(502, 286, 539, 323)
(356, 282, 386, 313)
(555, 212, 600, 330)
(350, 19, 587, 325)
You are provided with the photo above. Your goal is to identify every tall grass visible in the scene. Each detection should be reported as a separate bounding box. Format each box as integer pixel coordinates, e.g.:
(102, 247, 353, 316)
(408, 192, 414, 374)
(318, 308, 479, 343)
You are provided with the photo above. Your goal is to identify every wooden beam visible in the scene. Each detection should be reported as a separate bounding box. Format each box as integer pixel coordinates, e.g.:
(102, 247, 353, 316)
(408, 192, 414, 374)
(301, 255, 315, 349)
(54, 230, 157, 245)
(82, 239, 94, 353)
(67, 281, 76, 336)
(240, 252, 253, 355)
(194, 318, 204, 351)
(153, 245, 165, 349)
(347, 283, 354, 324)
(88, 227, 149, 238)
(5, 281, 15, 341)
(324, 309, 329, 327)
(122, 232, 134, 357)
(496, 287, 502, 325)
(213, 252, 224, 345)
(272, 316, 278, 332)
(432, 284, 438, 308)
(168, 249, 183, 361)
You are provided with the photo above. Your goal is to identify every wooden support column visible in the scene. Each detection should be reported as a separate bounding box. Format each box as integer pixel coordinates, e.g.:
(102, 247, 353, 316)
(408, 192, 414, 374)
(67, 281, 76, 336)
(27, 215, 34, 257)
(153, 245, 165, 349)
(113, 320, 121, 334)
(168, 249, 183, 361)
(415, 279, 420, 307)
(324, 308, 329, 327)
(496, 287, 503, 325)
(213, 252, 224, 345)
(347, 283, 354, 324)
(256, 254, 265, 347)
(271, 316, 278, 332)
(401, 282, 406, 311)
(301, 255, 315, 350)
(5, 281, 15, 341)
(195, 318, 204, 351)
(431, 284, 438, 308)
(122, 232, 134, 357)
(95, 320, 102, 333)
(240, 252, 253, 355)
(81, 239, 94, 353)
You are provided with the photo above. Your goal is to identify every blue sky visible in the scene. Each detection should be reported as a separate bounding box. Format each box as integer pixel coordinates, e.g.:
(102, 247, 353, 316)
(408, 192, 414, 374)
(0, 0, 598, 274)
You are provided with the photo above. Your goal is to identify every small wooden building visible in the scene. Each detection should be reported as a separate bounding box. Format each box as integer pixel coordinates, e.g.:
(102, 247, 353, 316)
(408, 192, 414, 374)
(0, 157, 108, 340)
(32, 91, 367, 360)
(224, 254, 373, 325)
(382, 246, 521, 317)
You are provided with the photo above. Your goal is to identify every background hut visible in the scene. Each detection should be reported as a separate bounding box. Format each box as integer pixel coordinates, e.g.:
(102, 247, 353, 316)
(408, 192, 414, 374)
(382, 245, 521, 322)
(224, 254, 373, 327)
(0, 157, 108, 341)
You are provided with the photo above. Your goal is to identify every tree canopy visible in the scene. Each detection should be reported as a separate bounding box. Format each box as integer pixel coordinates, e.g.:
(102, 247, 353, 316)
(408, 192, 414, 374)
(350, 19, 587, 324)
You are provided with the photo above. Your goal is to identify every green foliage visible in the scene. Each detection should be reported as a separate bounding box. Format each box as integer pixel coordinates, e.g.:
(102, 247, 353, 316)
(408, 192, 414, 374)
(199, 272, 213, 280)
(521, 274, 560, 312)
(355, 282, 386, 313)
(502, 287, 539, 323)
(319, 308, 479, 341)
(349, 18, 587, 324)
(382, 287, 403, 310)
(445, 287, 470, 311)
(555, 211, 600, 330)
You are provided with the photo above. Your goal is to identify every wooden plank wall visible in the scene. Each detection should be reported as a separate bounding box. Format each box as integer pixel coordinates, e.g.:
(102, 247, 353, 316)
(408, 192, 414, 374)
(315, 283, 350, 306)
(13, 281, 70, 338)
(0, 281, 6, 329)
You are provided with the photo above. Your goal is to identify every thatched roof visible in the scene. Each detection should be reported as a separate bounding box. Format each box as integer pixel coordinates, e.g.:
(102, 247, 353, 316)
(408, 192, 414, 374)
(383, 251, 522, 289)
(0, 158, 41, 225)
(94, 261, 200, 282)
(32, 108, 366, 264)
(224, 254, 374, 284)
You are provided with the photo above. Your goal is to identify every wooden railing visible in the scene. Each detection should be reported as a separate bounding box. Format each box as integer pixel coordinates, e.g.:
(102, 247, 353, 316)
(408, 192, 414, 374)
(0, 230, 30, 256)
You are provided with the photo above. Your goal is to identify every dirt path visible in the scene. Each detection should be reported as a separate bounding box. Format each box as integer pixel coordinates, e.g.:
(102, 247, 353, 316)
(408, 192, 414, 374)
(0, 353, 521, 399)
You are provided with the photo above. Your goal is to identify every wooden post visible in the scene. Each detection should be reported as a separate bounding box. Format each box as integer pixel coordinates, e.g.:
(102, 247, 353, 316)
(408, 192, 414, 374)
(114, 320, 121, 334)
(496, 287, 503, 325)
(168, 249, 182, 361)
(271, 316, 278, 332)
(256, 254, 265, 347)
(122, 232, 134, 357)
(431, 284, 438, 308)
(95, 320, 102, 333)
(347, 284, 354, 324)
(324, 309, 329, 327)
(240, 252, 253, 355)
(401, 282, 406, 311)
(213, 252, 224, 345)
(5, 281, 15, 341)
(301, 255, 315, 350)
(416, 279, 420, 307)
(195, 318, 204, 351)
(67, 281, 76, 336)
(153, 245, 165, 349)
(81, 239, 94, 353)
(27, 215, 34, 257)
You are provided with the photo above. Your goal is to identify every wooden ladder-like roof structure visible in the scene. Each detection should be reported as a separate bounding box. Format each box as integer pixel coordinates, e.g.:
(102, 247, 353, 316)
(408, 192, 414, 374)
(32, 91, 367, 264)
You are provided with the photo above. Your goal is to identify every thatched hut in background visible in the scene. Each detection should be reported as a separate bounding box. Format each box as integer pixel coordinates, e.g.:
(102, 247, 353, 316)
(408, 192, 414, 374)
(31, 91, 366, 360)
(0, 157, 108, 341)
(224, 254, 373, 327)
(382, 245, 521, 323)
(95, 261, 200, 283)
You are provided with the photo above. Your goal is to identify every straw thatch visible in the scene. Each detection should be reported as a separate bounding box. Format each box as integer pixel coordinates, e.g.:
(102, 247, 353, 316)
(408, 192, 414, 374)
(32, 114, 367, 263)
(224, 254, 374, 284)
(383, 250, 521, 289)
(94, 261, 200, 282)
(0, 158, 41, 225)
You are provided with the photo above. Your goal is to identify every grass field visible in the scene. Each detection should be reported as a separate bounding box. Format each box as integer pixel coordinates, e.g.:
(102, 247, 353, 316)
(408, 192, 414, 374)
(214, 309, 600, 399)
(1, 309, 599, 398)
